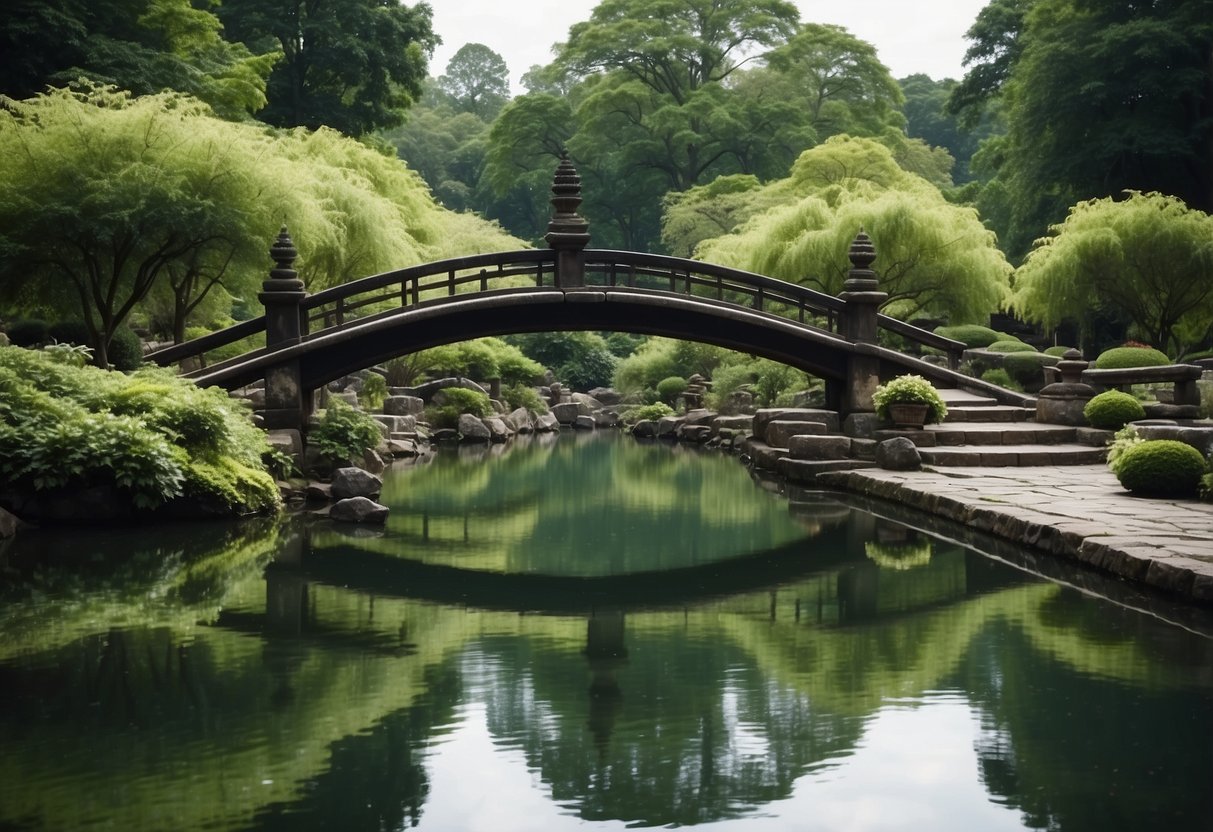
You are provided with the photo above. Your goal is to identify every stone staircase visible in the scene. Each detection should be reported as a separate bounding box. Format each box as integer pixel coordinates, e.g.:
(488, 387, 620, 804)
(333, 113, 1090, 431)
(890, 388, 1108, 468)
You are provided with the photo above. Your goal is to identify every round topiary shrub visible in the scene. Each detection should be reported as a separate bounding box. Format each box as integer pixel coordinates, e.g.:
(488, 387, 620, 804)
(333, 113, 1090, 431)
(1113, 440, 1207, 498)
(933, 324, 1002, 348)
(1044, 345, 1076, 357)
(1002, 351, 1058, 390)
(1083, 390, 1147, 430)
(1093, 346, 1171, 369)
(987, 340, 1037, 353)
(656, 375, 688, 405)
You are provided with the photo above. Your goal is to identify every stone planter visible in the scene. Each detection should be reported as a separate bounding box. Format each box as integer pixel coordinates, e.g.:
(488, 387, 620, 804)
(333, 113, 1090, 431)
(887, 402, 930, 429)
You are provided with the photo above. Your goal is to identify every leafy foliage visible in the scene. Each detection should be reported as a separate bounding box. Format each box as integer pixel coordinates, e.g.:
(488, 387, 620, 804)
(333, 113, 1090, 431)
(436, 43, 510, 120)
(933, 324, 1003, 348)
(872, 374, 948, 424)
(501, 384, 549, 414)
(1013, 193, 1213, 356)
(622, 402, 676, 423)
(987, 340, 1035, 353)
(1083, 390, 1146, 431)
(1093, 345, 1173, 370)
(426, 386, 494, 430)
(308, 399, 382, 464)
(1112, 440, 1207, 499)
(359, 372, 388, 411)
(0, 345, 279, 514)
(656, 376, 688, 406)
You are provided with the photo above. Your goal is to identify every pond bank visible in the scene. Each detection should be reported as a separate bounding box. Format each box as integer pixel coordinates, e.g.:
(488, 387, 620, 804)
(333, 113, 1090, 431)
(816, 464, 1213, 607)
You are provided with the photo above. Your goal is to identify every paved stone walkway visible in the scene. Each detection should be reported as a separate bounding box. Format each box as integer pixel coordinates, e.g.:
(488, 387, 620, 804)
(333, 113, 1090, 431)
(817, 465, 1213, 605)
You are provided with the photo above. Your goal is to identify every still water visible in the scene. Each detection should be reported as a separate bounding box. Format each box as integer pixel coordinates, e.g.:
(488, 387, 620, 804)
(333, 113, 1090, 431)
(1, 432, 1211, 831)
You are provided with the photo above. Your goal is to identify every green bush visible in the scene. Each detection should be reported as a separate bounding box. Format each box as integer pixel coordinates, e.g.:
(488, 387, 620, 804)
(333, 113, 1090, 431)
(1093, 346, 1171, 369)
(872, 374, 948, 424)
(557, 346, 617, 391)
(656, 376, 688, 405)
(501, 384, 548, 413)
(622, 402, 675, 423)
(507, 331, 615, 390)
(1083, 390, 1146, 430)
(433, 386, 493, 417)
(987, 340, 1037, 353)
(1113, 440, 1207, 498)
(309, 399, 382, 464)
(980, 368, 1021, 390)
(1002, 351, 1058, 389)
(933, 324, 1002, 348)
(6, 318, 48, 347)
(48, 320, 143, 370)
(359, 372, 388, 411)
(1044, 345, 1076, 357)
(0, 345, 279, 515)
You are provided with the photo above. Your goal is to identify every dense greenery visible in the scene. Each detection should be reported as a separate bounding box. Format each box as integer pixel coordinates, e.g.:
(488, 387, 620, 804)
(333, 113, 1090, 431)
(0, 345, 279, 515)
(1093, 345, 1173, 369)
(872, 375, 948, 424)
(1112, 440, 1207, 499)
(309, 399, 383, 465)
(1083, 390, 1146, 431)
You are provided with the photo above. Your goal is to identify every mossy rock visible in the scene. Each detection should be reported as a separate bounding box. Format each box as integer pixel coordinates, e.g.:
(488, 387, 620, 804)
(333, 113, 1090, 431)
(1083, 390, 1147, 430)
(1114, 439, 1207, 498)
(987, 340, 1037, 353)
(1093, 346, 1171, 369)
(933, 324, 1002, 348)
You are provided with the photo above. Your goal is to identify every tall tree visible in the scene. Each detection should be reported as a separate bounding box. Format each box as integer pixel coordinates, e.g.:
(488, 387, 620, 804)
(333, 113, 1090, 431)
(219, 0, 438, 135)
(436, 42, 510, 120)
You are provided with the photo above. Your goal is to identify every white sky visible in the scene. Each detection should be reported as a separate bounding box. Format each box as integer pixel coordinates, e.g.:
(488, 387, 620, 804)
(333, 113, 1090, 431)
(429, 0, 990, 94)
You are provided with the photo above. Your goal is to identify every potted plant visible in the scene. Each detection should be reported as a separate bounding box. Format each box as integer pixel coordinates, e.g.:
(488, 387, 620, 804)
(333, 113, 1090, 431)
(872, 374, 948, 428)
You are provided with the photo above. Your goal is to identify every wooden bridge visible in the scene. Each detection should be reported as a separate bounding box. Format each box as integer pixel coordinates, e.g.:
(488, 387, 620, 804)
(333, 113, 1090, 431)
(147, 156, 1021, 430)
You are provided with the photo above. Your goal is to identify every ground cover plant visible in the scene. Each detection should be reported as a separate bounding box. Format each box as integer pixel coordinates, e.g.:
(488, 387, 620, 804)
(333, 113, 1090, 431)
(0, 345, 280, 516)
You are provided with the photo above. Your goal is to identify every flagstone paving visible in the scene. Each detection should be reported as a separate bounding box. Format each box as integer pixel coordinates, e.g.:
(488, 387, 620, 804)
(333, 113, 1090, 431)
(817, 464, 1213, 605)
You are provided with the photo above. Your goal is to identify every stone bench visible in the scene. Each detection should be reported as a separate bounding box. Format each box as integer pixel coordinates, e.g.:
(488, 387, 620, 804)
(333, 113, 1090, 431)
(1080, 364, 1203, 407)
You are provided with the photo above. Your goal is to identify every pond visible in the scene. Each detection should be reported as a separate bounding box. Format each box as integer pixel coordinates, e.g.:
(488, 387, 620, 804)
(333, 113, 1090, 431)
(1, 432, 1211, 831)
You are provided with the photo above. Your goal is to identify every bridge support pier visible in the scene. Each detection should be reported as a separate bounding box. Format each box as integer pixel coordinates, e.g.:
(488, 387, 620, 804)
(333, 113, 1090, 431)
(838, 231, 888, 417)
(258, 227, 309, 431)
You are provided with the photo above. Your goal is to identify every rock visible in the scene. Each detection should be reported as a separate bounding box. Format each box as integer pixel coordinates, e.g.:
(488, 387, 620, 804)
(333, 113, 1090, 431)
(588, 387, 623, 405)
(551, 402, 583, 424)
(457, 413, 491, 442)
(431, 428, 459, 442)
(574, 415, 596, 430)
(0, 506, 22, 538)
(681, 425, 713, 443)
(843, 413, 882, 439)
(334, 390, 359, 407)
(632, 420, 658, 438)
(712, 415, 753, 436)
(361, 448, 386, 475)
(403, 377, 487, 400)
(683, 408, 717, 426)
(753, 408, 839, 441)
(593, 409, 620, 428)
(766, 420, 826, 448)
(383, 395, 424, 416)
(484, 417, 512, 442)
(331, 467, 383, 500)
(505, 407, 534, 433)
(243, 388, 267, 408)
(787, 435, 851, 460)
(385, 437, 419, 457)
(876, 436, 922, 470)
(374, 414, 416, 433)
(655, 416, 682, 439)
(330, 496, 389, 524)
(535, 413, 560, 432)
(305, 482, 332, 502)
(572, 392, 604, 411)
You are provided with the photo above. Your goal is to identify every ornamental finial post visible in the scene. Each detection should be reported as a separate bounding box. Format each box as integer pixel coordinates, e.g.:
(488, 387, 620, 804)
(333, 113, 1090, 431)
(545, 153, 590, 288)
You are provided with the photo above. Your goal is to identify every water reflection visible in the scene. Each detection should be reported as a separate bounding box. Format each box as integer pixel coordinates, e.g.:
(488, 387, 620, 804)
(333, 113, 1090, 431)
(0, 435, 1210, 831)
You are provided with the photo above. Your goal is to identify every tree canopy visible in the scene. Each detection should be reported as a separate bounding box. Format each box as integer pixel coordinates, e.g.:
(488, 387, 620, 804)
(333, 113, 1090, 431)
(219, 0, 438, 135)
(1011, 192, 1213, 356)
(436, 43, 510, 120)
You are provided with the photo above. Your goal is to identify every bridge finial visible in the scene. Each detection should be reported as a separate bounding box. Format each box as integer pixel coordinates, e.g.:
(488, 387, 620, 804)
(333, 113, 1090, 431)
(264, 225, 305, 293)
(844, 229, 879, 293)
(545, 153, 590, 253)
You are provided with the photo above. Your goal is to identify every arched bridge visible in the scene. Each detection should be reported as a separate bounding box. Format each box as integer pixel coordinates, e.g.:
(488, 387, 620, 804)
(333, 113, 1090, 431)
(147, 157, 1019, 430)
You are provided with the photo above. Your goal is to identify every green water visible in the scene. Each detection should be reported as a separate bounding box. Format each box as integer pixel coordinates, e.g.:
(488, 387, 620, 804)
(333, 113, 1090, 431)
(1, 433, 1211, 831)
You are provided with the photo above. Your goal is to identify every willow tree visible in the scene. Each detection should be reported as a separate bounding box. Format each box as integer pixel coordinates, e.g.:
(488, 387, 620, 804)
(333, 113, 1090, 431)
(695, 136, 1011, 323)
(1011, 192, 1213, 356)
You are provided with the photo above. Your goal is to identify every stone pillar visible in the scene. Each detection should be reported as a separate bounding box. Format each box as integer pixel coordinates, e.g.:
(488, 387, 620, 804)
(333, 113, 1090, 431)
(838, 230, 888, 415)
(259, 227, 308, 430)
(545, 153, 590, 289)
(1035, 348, 1096, 425)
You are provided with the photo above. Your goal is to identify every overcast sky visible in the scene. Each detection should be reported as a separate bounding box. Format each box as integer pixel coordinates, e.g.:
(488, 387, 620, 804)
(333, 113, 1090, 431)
(429, 0, 990, 94)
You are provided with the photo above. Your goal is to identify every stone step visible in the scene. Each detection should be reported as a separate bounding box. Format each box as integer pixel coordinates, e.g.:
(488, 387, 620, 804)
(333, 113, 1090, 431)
(936, 388, 1001, 407)
(776, 457, 877, 484)
(920, 443, 1107, 467)
(927, 422, 1078, 446)
(944, 405, 1036, 423)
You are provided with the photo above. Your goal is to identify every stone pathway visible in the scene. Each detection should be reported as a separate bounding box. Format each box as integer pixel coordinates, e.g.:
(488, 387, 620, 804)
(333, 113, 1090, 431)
(818, 464, 1213, 605)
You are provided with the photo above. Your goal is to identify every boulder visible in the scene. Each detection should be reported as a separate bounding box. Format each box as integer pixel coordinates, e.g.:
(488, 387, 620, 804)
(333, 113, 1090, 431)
(361, 448, 386, 475)
(330, 496, 389, 524)
(588, 387, 623, 405)
(712, 415, 753, 436)
(843, 413, 882, 439)
(571, 392, 604, 411)
(306, 482, 332, 502)
(787, 435, 851, 460)
(551, 402, 582, 424)
(632, 420, 658, 438)
(683, 408, 717, 426)
(505, 407, 534, 433)
(0, 506, 22, 538)
(383, 395, 424, 416)
(574, 415, 596, 430)
(331, 467, 383, 500)
(876, 437, 922, 470)
(655, 416, 682, 439)
(766, 420, 826, 448)
(753, 408, 839, 441)
(374, 414, 416, 433)
(681, 424, 713, 443)
(457, 413, 491, 442)
(593, 409, 620, 428)
(484, 417, 512, 442)
(535, 413, 561, 432)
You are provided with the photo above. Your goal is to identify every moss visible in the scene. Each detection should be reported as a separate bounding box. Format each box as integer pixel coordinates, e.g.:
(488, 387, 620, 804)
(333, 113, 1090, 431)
(1114, 440, 1207, 498)
(1093, 346, 1171, 369)
(1083, 390, 1147, 430)
(987, 340, 1037, 353)
(933, 324, 1002, 348)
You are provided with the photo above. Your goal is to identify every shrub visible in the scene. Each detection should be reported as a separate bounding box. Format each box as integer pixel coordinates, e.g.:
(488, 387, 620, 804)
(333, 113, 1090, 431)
(1093, 346, 1171, 369)
(1083, 390, 1146, 430)
(751, 361, 809, 407)
(1044, 345, 1076, 357)
(1113, 440, 1207, 498)
(507, 331, 616, 389)
(980, 368, 1021, 390)
(501, 384, 548, 413)
(656, 376, 688, 405)
(872, 374, 948, 424)
(6, 318, 48, 347)
(426, 386, 494, 430)
(556, 346, 617, 391)
(933, 324, 1002, 348)
(987, 340, 1037, 353)
(1106, 425, 1145, 476)
(1001, 351, 1058, 389)
(309, 399, 382, 463)
(359, 371, 388, 411)
(48, 320, 143, 370)
(622, 402, 675, 423)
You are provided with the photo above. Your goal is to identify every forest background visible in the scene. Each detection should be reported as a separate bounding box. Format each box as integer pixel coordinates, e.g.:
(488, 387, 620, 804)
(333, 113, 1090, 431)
(1, 0, 1212, 370)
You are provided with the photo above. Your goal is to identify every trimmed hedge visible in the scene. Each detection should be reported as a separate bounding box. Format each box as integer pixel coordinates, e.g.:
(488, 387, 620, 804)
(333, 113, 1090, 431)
(1093, 346, 1171, 369)
(987, 340, 1037, 353)
(1113, 440, 1207, 498)
(933, 324, 1002, 348)
(1083, 390, 1146, 430)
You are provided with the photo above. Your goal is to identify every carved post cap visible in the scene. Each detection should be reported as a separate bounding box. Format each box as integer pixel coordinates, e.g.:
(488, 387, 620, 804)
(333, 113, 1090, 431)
(545, 153, 590, 252)
(263, 226, 305, 294)
(843, 229, 880, 294)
